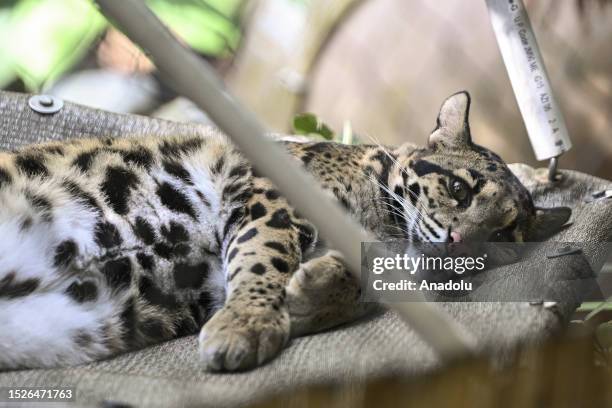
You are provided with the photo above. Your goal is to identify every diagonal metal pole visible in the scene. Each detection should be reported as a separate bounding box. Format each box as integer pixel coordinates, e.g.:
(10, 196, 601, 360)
(93, 0, 475, 360)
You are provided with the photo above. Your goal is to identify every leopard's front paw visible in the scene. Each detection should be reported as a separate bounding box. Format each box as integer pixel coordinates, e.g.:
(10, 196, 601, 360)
(199, 306, 290, 371)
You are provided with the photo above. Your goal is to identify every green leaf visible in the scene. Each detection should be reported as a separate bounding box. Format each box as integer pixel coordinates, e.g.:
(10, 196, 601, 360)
(292, 113, 334, 140)
(581, 297, 612, 321)
(1, 0, 107, 91)
(596, 320, 612, 351)
(147, 0, 243, 57)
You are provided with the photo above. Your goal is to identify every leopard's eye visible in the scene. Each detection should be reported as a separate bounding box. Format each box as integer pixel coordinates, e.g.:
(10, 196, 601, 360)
(449, 178, 471, 206)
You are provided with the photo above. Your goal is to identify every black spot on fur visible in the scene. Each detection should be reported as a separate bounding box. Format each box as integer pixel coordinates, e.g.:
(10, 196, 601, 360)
(231, 190, 253, 204)
(62, 181, 100, 213)
(468, 168, 484, 181)
(222, 182, 247, 202)
(0, 272, 39, 299)
(401, 170, 408, 186)
(133, 217, 156, 245)
(301, 153, 314, 165)
(266, 208, 292, 229)
(182, 305, 202, 333)
(20, 217, 32, 230)
(421, 219, 440, 240)
(136, 252, 155, 271)
(138, 275, 178, 309)
(53, 240, 78, 268)
(102, 137, 115, 146)
(370, 150, 391, 167)
(212, 156, 225, 174)
(227, 247, 239, 263)
(72, 149, 98, 172)
(198, 290, 215, 318)
(473, 145, 502, 161)
(265, 190, 280, 200)
(0, 167, 12, 188)
(163, 160, 192, 184)
(411, 160, 451, 178)
(15, 153, 48, 177)
(101, 257, 132, 290)
(101, 166, 138, 215)
(159, 138, 203, 158)
(215, 231, 222, 249)
(251, 263, 266, 275)
(271, 257, 290, 273)
(196, 190, 211, 207)
(229, 164, 249, 178)
(122, 147, 153, 169)
(430, 215, 444, 229)
(27, 192, 53, 221)
(153, 242, 173, 259)
(339, 196, 351, 211)
(237, 227, 258, 243)
(65, 280, 98, 303)
(156, 182, 196, 219)
(173, 243, 191, 257)
(407, 183, 421, 206)
(305, 142, 330, 153)
(486, 162, 497, 172)
(250, 202, 267, 220)
(467, 169, 486, 193)
(120, 297, 137, 345)
(223, 207, 245, 238)
(73, 330, 93, 348)
(295, 223, 316, 251)
(161, 221, 189, 243)
(139, 318, 167, 340)
(173, 261, 209, 289)
(264, 241, 287, 254)
(95, 222, 123, 248)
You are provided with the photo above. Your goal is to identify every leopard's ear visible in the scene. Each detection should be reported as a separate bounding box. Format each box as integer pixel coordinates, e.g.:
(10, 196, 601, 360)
(428, 91, 472, 150)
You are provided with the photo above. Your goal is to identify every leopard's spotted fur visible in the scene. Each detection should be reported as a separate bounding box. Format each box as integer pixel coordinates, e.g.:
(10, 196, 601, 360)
(0, 92, 570, 371)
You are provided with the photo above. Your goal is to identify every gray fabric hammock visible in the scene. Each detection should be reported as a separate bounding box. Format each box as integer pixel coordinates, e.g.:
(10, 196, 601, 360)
(1, 91, 611, 407)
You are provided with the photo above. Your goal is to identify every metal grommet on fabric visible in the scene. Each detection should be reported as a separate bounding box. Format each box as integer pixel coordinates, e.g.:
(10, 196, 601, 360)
(28, 94, 64, 115)
(543, 301, 558, 309)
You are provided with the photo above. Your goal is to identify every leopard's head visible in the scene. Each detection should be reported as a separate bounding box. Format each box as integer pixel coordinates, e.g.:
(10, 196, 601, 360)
(388, 91, 570, 243)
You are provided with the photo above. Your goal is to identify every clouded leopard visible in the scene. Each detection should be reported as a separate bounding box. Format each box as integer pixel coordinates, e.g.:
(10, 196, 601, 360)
(0, 91, 570, 371)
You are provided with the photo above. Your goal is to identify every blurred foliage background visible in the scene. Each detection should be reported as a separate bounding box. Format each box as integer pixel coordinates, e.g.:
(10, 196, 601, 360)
(0, 0, 610, 179)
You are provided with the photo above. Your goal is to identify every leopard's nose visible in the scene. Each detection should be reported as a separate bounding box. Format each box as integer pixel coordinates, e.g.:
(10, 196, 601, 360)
(448, 231, 462, 243)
